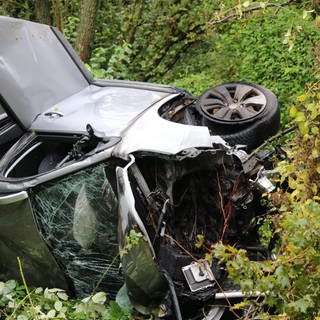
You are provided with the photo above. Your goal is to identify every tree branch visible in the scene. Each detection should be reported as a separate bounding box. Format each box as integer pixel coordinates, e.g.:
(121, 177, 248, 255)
(209, 0, 297, 26)
(141, 22, 205, 81)
(35, 0, 52, 25)
(247, 125, 298, 161)
(52, 0, 63, 32)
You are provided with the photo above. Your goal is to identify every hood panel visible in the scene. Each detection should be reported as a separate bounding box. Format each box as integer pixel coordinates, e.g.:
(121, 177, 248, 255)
(0, 16, 89, 129)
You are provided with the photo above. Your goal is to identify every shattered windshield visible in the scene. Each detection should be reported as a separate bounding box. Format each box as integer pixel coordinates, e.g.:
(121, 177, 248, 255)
(30, 163, 122, 297)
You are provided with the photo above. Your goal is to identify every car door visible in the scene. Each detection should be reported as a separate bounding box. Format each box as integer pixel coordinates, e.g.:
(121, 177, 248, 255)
(0, 189, 68, 289)
(116, 156, 167, 310)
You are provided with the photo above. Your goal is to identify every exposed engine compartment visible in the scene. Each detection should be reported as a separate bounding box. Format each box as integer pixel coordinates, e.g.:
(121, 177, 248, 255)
(119, 146, 273, 318)
(135, 150, 260, 247)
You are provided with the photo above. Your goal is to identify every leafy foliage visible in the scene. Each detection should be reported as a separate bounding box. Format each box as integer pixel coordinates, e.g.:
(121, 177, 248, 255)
(169, 5, 320, 125)
(63, 16, 80, 47)
(0, 279, 133, 320)
(0, 1, 35, 21)
(211, 83, 320, 319)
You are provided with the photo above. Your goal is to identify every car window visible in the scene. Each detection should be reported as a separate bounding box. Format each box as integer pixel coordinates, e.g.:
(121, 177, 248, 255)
(29, 163, 123, 297)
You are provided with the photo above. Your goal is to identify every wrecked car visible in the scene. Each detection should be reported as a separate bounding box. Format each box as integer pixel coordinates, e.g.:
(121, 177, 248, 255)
(0, 16, 281, 319)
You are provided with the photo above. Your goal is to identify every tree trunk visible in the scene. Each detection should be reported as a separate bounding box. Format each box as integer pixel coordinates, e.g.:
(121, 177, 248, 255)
(35, 0, 52, 25)
(52, 0, 63, 32)
(75, 0, 100, 62)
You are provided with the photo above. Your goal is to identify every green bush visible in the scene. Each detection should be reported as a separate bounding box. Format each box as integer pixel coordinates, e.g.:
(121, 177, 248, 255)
(167, 7, 320, 125)
(209, 83, 320, 319)
(0, 279, 133, 320)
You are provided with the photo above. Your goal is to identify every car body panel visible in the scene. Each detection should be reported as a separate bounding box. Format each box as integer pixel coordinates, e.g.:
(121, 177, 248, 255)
(113, 97, 227, 157)
(0, 16, 89, 129)
(0, 105, 5, 120)
(93, 79, 178, 93)
(0, 102, 23, 157)
(116, 156, 155, 254)
(0, 16, 179, 136)
(116, 158, 168, 312)
(0, 191, 68, 289)
(31, 85, 173, 135)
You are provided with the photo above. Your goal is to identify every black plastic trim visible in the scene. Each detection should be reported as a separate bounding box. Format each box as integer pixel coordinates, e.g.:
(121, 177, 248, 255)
(93, 79, 180, 93)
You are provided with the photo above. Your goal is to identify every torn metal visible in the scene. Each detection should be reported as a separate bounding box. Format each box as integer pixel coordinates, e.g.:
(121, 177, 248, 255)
(117, 146, 274, 318)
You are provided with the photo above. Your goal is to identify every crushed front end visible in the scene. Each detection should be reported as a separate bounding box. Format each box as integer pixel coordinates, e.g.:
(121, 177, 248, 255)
(117, 142, 275, 319)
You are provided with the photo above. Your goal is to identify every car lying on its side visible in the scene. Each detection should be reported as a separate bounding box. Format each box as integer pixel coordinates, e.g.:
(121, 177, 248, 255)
(0, 16, 280, 319)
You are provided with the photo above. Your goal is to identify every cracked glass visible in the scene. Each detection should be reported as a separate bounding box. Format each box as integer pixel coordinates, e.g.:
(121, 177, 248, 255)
(30, 163, 123, 297)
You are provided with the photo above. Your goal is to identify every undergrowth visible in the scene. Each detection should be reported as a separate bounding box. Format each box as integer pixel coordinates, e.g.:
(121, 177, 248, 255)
(210, 83, 320, 319)
(0, 279, 132, 320)
(0, 269, 133, 320)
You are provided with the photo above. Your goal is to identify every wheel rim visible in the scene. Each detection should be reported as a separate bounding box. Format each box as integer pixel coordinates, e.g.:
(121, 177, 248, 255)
(200, 83, 267, 122)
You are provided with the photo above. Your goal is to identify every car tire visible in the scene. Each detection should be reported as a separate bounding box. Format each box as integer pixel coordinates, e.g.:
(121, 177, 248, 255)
(196, 82, 280, 149)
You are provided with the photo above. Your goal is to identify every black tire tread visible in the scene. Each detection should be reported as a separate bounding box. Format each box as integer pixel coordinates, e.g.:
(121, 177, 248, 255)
(197, 81, 280, 150)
